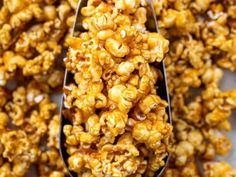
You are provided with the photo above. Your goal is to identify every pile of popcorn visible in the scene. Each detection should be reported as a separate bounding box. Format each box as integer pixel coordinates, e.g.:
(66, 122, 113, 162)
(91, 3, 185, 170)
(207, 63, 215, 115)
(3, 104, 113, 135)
(0, 0, 236, 176)
(0, 0, 74, 176)
(154, 0, 236, 176)
(63, 0, 172, 176)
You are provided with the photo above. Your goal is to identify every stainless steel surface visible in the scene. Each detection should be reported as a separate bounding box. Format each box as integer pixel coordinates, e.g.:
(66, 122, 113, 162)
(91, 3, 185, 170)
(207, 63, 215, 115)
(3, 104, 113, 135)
(59, 0, 172, 176)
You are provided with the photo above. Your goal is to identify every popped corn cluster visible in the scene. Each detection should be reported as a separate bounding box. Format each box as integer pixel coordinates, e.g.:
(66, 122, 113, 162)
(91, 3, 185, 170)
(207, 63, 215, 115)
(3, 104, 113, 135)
(0, 0, 75, 176)
(152, 0, 236, 176)
(63, 0, 172, 176)
(0, 82, 68, 177)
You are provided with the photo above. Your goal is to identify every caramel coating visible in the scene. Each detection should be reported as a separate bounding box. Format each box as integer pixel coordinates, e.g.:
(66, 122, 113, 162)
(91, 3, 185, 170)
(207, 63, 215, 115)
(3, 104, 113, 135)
(0, 0, 72, 176)
(0, 0, 236, 176)
(157, 0, 236, 176)
(63, 0, 172, 176)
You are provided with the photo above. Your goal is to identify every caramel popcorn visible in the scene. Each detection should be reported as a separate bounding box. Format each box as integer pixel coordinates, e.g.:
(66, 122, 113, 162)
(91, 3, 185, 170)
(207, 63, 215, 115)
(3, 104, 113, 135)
(0, 0, 72, 176)
(204, 161, 236, 177)
(0, 0, 236, 176)
(37, 148, 67, 177)
(155, 0, 236, 176)
(0, 130, 40, 176)
(63, 0, 172, 176)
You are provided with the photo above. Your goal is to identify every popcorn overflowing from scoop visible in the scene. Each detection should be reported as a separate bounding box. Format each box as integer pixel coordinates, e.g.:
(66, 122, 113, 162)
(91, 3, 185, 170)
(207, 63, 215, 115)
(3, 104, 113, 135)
(63, 0, 172, 176)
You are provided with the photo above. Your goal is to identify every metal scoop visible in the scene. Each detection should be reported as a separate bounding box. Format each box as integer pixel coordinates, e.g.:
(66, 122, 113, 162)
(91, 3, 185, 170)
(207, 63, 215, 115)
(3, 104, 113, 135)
(59, 0, 172, 176)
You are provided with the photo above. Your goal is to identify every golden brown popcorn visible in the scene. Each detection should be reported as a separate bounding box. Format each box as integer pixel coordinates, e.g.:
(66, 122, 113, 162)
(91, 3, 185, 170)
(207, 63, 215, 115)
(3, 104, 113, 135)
(32, 69, 64, 88)
(67, 0, 79, 10)
(1, 130, 39, 162)
(39, 95, 57, 120)
(0, 163, 12, 177)
(9, 4, 43, 28)
(153, 0, 167, 16)
(204, 161, 236, 177)
(57, 1, 72, 21)
(201, 66, 223, 84)
(5, 102, 24, 126)
(164, 168, 181, 177)
(73, 95, 96, 118)
(100, 109, 128, 138)
(138, 94, 166, 114)
(105, 38, 130, 57)
(203, 129, 232, 156)
(37, 148, 68, 177)
(173, 0, 191, 11)
(187, 130, 204, 149)
(0, 6, 10, 27)
(23, 51, 55, 76)
(4, 0, 30, 14)
(114, 0, 137, 11)
(44, 5, 57, 20)
(43, 18, 67, 41)
(68, 133, 147, 176)
(227, 5, 236, 18)
(64, 0, 172, 176)
(25, 86, 47, 106)
(190, 0, 211, 12)
(0, 24, 13, 52)
(86, 114, 100, 136)
(15, 23, 63, 58)
(161, 1, 236, 168)
(174, 141, 194, 166)
(146, 153, 168, 177)
(164, 156, 201, 177)
(205, 108, 230, 126)
(217, 36, 236, 71)
(142, 33, 169, 62)
(1, 0, 236, 176)
(2, 51, 26, 72)
(0, 112, 8, 129)
(0, 0, 73, 176)
(174, 120, 205, 153)
(220, 90, 236, 108)
(108, 84, 138, 112)
(67, 152, 87, 173)
(133, 119, 172, 152)
(63, 124, 82, 146)
(133, 7, 147, 29)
